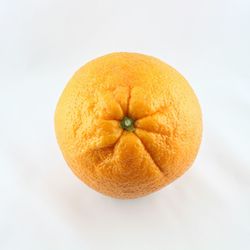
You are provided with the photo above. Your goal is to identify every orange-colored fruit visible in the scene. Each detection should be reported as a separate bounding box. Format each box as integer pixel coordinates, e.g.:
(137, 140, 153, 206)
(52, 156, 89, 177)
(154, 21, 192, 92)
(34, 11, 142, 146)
(54, 52, 202, 199)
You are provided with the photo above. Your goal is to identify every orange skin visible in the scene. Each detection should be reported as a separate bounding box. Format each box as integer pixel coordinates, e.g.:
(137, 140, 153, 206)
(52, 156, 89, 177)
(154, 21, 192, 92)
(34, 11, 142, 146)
(55, 52, 202, 199)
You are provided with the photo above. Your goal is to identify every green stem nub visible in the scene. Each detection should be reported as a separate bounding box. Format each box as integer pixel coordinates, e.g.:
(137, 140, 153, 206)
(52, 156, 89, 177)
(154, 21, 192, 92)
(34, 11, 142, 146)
(120, 116, 135, 132)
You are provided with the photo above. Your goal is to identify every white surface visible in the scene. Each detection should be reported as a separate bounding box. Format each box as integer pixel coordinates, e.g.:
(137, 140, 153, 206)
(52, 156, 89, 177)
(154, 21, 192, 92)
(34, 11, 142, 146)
(1, 1, 250, 249)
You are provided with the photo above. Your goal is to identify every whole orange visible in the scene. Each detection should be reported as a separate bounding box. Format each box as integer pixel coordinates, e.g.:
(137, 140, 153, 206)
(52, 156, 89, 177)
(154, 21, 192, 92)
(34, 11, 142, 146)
(54, 52, 202, 199)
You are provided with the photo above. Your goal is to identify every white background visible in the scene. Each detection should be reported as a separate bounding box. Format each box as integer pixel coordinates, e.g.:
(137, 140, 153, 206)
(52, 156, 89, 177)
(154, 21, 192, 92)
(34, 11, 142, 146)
(1, 0, 250, 249)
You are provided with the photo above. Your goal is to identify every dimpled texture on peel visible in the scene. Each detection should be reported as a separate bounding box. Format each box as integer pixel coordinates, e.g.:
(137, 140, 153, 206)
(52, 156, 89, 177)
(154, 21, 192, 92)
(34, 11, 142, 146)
(54, 52, 202, 199)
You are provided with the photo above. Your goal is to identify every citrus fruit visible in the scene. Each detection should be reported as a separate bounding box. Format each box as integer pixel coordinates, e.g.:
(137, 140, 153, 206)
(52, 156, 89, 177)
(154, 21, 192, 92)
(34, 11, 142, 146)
(54, 52, 202, 199)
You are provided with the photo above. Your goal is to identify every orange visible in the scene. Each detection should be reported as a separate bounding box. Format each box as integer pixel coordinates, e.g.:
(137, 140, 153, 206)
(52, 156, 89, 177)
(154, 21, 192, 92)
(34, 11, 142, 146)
(54, 52, 202, 199)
